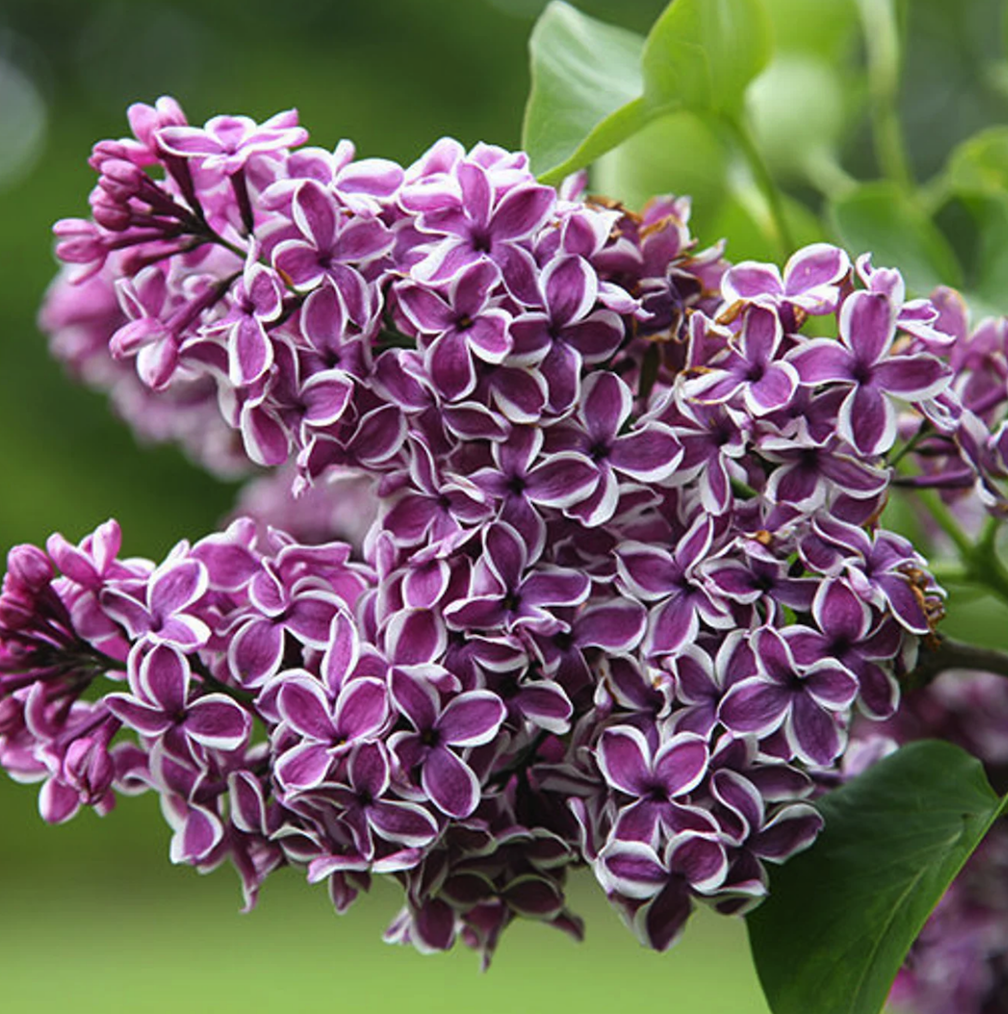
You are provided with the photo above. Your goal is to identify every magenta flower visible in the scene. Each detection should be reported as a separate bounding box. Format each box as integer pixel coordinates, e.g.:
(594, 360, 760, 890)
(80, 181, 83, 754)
(410, 160, 555, 284)
(397, 261, 513, 401)
(718, 626, 858, 766)
(597, 724, 709, 843)
(156, 109, 308, 175)
(616, 516, 734, 659)
(106, 644, 251, 756)
(388, 669, 505, 818)
(685, 305, 799, 416)
(274, 670, 389, 791)
(788, 289, 951, 455)
(100, 551, 210, 651)
(721, 242, 851, 316)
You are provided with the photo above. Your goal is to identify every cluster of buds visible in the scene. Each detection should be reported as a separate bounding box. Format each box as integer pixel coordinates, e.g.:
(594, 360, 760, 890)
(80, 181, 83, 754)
(5, 96, 1007, 964)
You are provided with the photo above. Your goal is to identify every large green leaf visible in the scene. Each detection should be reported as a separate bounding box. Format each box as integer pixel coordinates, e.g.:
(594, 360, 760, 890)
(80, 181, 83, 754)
(747, 740, 1006, 1014)
(641, 0, 773, 118)
(522, 1, 648, 182)
(830, 181, 963, 294)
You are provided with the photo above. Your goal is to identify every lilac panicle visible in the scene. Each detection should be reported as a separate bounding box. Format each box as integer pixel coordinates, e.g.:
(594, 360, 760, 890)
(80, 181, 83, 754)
(18, 93, 1008, 967)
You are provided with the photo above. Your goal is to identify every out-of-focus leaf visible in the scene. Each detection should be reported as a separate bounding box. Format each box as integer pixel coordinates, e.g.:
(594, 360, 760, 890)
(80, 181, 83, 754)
(895, 0, 1008, 181)
(957, 191, 1008, 315)
(746, 55, 847, 184)
(762, 0, 858, 59)
(830, 181, 963, 293)
(522, 1, 648, 182)
(592, 110, 730, 213)
(748, 740, 1007, 1014)
(641, 0, 772, 119)
(948, 126, 1008, 195)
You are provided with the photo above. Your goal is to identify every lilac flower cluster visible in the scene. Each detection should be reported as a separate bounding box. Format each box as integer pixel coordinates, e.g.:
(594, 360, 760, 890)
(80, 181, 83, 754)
(7, 96, 992, 963)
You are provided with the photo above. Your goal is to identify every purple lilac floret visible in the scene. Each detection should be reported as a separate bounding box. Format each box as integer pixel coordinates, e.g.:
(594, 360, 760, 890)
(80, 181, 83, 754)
(16, 94, 1008, 965)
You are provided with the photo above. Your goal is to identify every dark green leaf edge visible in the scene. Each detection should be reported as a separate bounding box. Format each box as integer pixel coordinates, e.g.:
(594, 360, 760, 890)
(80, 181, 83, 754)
(747, 740, 1007, 1014)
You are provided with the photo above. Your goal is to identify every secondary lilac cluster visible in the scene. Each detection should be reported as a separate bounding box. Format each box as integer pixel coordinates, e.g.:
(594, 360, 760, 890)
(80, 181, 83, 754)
(7, 96, 993, 962)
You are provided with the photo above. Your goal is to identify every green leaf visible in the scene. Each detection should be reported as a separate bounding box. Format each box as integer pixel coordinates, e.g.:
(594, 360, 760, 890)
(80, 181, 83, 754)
(641, 0, 773, 118)
(762, 0, 858, 60)
(747, 740, 1006, 1014)
(592, 110, 731, 213)
(948, 126, 1008, 196)
(522, 2, 648, 182)
(957, 190, 1008, 315)
(830, 181, 963, 294)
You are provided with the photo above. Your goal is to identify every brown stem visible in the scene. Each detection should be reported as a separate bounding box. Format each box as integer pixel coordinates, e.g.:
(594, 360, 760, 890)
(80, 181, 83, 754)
(908, 634, 1008, 689)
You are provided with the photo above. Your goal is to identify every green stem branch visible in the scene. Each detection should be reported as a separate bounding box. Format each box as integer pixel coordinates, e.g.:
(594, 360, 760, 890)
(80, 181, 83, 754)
(857, 0, 914, 191)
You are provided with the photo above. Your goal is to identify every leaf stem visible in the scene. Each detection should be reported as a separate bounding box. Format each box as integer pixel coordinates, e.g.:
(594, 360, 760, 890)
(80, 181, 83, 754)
(720, 114, 795, 256)
(910, 634, 1008, 687)
(856, 0, 914, 191)
(914, 487, 1008, 603)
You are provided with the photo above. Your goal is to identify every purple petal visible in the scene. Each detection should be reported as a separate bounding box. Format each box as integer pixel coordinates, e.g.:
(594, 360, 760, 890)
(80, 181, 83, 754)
(275, 742, 333, 791)
(872, 353, 949, 400)
(514, 681, 572, 733)
(746, 362, 798, 415)
(521, 566, 591, 608)
(428, 330, 476, 401)
(722, 262, 783, 302)
(813, 580, 870, 642)
(185, 694, 252, 751)
(228, 618, 284, 687)
(369, 799, 439, 848)
(149, 558, 207, 617)
(803, 661, 859, 709)
(653, 734, 708, 797)
(611, 425, 683, 481)
(385, 608, 446, 666)
(647, 595, 698, 656)
(840, 290, 894, 364)
(840, 383, 897, 456)
(436, 690, 505, 747)
(334, 677, 389, 741)
(599, 841, 666, 899)
(489, 182, 554, 242)
(139, 643, 190, 713)
(751, 803, 823, 861)
(719, 679, 791, 735)
(286, 593, 339, 648)
(389, 668, 439, 732)
(666, 833, 727, 893)
(576, 599, 647, 652)
(787, 339, 856, 385)
(105, 694, 173, 736)
(422, 746, 480, 818)
(278, 678, 334, 740)
(348, 740, 390, 797)
(525, 453, 598, 508)
(788, 695, 844, 766)
(784, 244, 849, 296)
(597, 726, 651, 796)
(581, 371, 630, 443)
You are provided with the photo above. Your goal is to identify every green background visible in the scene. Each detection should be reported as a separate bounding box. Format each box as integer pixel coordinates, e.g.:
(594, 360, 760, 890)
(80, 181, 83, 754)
(0, 1, 768, 1010)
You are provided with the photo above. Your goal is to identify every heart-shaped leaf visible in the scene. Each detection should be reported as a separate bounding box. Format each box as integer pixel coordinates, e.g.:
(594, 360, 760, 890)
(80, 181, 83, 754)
(641, 0, 772, 118)
(747, 739, 1006, 1014)
(522, 1, 647, 183)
